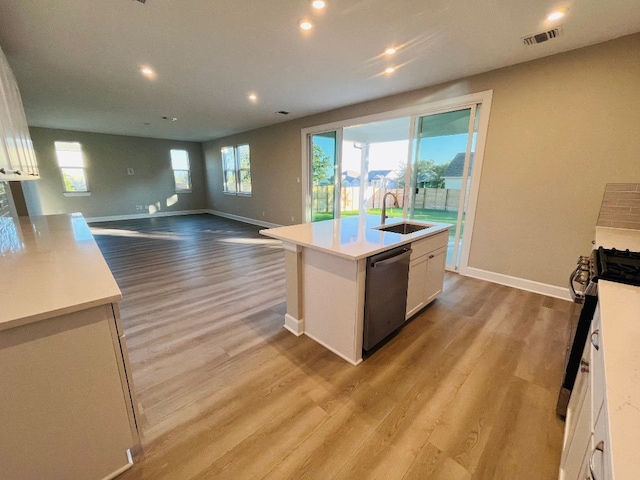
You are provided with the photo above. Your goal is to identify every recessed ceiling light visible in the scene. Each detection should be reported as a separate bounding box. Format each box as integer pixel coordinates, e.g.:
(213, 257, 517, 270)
(140, 66, 156, 79)
(547, 10, 565, 21)
(385, 67, 396, 74)
(311, 0, 326, 9)
(248, 93, 258, 102)
(299, 19, 313, 30)
(162, 116, 177, 121)
(385, 47, 397, 55)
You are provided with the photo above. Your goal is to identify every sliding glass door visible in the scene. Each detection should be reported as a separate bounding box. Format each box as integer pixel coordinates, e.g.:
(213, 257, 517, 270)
(302, 91, 492, 271)
(409, 106, 480, 269)
(309, 131, 340, 222)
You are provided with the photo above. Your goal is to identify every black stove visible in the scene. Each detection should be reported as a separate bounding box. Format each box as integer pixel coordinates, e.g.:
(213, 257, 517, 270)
(596, 247, 640, 287)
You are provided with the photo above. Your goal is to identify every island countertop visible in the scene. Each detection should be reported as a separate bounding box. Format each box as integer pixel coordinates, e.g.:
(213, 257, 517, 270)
(260, 215, 452, 260)
(0, 213, 121, 331)
(594, 226, 640, 479)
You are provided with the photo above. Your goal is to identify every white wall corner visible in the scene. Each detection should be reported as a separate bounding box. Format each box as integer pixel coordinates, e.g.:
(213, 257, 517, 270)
(463, 267, 572, 301)
(284, 314, 304, 336)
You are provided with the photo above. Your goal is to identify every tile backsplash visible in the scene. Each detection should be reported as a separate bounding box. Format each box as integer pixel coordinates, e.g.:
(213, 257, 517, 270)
(597, 183, 640, 230)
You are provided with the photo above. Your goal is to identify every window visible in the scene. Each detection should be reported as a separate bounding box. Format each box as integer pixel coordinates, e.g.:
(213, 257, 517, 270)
(221, 144, 251, 195)
(54, 141, 88, 192)
(170, 149, 191, 192)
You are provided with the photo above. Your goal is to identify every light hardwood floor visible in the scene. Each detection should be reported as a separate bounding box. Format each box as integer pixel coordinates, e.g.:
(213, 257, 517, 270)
(91, 214, 578, 480)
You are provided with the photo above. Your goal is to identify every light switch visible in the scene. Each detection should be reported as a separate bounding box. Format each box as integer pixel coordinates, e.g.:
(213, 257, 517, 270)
(127, 168, 134, 176)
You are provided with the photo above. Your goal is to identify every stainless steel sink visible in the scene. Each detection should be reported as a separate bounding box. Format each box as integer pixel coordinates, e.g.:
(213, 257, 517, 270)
(375, 222, 433, 234)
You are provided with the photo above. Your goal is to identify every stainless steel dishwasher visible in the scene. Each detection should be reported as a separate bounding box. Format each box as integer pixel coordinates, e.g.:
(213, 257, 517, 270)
(363, 245, 412, 352)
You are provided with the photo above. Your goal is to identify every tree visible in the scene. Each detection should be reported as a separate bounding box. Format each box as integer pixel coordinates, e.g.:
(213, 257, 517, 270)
(312, 144, 334, 186)
(395, 159, 449, 188)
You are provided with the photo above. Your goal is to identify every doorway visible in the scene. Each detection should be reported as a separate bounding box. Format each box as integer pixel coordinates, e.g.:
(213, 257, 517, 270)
(302, 91, 492, 273)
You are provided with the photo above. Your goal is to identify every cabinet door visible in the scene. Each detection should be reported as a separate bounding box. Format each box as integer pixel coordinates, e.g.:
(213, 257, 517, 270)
(590, 307, 605, 424)
(406, 255, 428, 319)
(425, 246, 447, 305)
(560, 340, 592, 480)
(0, 305, 134, 480)
(589, 402, 612, 480)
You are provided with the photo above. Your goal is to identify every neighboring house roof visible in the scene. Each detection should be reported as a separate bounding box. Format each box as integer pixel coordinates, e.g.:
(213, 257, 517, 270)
(443, 152, 474, 177)
(342, 170, 361, 186)
(367, 170, 396, 182)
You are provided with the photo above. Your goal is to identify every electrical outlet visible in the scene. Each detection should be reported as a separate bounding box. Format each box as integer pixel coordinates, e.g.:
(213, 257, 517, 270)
(127, 168, 135, 176)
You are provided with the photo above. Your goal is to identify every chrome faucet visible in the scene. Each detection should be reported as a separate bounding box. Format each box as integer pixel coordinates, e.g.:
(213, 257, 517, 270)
(381, 192, 399, 225)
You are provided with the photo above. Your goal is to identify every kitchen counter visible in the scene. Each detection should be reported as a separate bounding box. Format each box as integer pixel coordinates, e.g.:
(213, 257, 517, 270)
(0, 213, 121, 331)
(0, 212, 140, 479)
(259, 214, 451, 260)
(595, 226, 640, 479)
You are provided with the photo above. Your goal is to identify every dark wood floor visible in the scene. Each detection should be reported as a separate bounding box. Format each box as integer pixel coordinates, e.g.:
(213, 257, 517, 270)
(91, 214, 578, 480)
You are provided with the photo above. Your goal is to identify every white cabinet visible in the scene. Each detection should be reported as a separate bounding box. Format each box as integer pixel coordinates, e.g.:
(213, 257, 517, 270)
(0, 304, 140, 480)
(560, 337, 593, 480)
(559, 306, 613, 480)
(0, 46, 39, 181)
(406, 231, 448, 319)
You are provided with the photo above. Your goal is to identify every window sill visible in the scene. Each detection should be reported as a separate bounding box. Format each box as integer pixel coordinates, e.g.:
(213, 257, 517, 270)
(63, 192, 91, 197)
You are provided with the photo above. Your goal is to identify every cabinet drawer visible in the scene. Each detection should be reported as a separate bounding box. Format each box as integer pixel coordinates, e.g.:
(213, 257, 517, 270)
(411, 231, 448, 259)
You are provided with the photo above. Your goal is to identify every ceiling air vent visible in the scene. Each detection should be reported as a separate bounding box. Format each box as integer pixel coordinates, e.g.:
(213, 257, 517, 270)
(523, 27, 561, 45)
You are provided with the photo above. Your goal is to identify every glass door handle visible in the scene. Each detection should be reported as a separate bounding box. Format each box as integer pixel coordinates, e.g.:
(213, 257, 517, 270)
(589, 440, 604, 480)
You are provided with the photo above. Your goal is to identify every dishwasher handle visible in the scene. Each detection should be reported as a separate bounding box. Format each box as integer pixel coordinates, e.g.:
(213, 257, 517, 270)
(371, 248, 412, 267)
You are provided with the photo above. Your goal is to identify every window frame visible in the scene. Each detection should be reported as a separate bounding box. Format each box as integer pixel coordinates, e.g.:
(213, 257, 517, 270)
(170, 149, 192, 193)
(221, 144, 252, 196)
(54, 141, 89, 194)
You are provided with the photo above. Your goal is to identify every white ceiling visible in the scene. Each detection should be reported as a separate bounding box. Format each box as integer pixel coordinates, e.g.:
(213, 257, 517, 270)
(0, 0, 639, 142)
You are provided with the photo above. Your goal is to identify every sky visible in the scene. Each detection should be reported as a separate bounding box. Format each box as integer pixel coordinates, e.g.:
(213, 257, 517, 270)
(317, 133, 470, 175)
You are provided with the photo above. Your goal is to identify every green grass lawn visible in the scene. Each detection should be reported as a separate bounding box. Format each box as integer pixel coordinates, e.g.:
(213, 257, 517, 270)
(313, 208, 459, 225)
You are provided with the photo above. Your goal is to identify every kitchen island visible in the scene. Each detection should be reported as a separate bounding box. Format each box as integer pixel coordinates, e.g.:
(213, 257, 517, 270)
(0, 213, 141, 480)
(260, 215, 451, 365)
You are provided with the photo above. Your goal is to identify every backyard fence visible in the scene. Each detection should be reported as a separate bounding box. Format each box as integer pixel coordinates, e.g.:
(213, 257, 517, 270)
(413, 187, 461, 211)
(312, 186, 462, 213)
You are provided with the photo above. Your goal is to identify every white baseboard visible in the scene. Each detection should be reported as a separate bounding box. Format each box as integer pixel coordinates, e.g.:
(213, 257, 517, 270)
(304, 331, 363, 366)
(463, 267, 572, 301)
(283, 314, 304, 336)
(206, 210, 282, 229)
(86, 209, 207, 223)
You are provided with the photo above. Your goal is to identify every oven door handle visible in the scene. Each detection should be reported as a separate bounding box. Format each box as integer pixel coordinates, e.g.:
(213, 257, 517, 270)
(569, 266, 585, 304)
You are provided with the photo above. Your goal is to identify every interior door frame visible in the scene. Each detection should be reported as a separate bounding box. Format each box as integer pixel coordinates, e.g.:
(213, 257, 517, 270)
(301, 90, 493, 274)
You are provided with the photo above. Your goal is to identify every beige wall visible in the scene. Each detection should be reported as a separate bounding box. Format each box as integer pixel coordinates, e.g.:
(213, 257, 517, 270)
(204, 33, 640, 288)
(31, 128, 207, 218)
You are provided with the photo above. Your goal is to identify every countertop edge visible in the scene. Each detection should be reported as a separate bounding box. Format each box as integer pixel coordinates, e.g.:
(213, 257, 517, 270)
(260, 217, 452, 260)
(0, 294, 123, 332)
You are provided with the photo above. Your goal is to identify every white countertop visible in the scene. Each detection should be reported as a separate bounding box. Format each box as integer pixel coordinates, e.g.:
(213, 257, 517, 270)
(0, 213, 122, 331)
(260, 215, 452, 260)
(594, 226, 640, 479)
